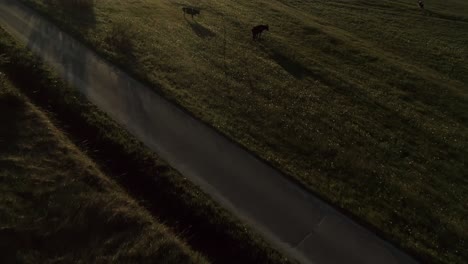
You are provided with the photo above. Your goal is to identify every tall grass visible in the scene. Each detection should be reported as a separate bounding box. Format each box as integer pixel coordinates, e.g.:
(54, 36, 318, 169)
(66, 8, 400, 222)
(0, 75, 205, 264)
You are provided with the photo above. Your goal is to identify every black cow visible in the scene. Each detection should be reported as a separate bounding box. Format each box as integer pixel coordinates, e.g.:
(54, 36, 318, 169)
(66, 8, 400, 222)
(418, 0, 424, 9)
(252, 24, 269, 40)
(182, 7, 200, 19)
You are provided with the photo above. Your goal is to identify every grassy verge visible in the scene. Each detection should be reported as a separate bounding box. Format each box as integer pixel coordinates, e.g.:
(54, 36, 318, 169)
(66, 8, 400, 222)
(0, 75, 205, 263)
(16, 0, 468, 263)
(0, 28, 292, 264)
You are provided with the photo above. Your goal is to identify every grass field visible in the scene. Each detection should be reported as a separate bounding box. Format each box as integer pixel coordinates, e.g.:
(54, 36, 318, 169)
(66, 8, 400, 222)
(18, 0, 468, 263)
(0, 26, 291, 264)
(0, 75, 205, 263)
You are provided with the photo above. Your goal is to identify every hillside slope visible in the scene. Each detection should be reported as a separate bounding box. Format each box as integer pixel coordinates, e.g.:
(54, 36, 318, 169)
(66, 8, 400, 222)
(0, 75, 206, 263)
(19, 0, 468, 263)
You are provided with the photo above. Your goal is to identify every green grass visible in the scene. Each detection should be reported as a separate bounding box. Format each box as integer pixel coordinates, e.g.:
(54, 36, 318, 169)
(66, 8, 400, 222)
(16, 0, 468, 263)
(0, 27, 291, 264)
(0, 75, 206, 263)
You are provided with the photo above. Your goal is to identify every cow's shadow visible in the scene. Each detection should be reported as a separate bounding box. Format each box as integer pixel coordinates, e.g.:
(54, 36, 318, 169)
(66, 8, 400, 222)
(270, 51, 312, 79)
(183, 10, 216, 39)
(187, 21, 216, 38)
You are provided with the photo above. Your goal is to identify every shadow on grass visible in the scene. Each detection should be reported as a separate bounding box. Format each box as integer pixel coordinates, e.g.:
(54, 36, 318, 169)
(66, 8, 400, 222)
(43, 0, 96, 30)
(185, 18, 216, 39)
(270, 51, 312, 79)
(423, 9, 468, 22)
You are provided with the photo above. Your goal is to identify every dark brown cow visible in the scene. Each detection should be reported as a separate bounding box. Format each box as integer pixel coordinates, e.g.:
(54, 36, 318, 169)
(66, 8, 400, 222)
(252, 24, 269, 40)
(182, 7, 201, 19)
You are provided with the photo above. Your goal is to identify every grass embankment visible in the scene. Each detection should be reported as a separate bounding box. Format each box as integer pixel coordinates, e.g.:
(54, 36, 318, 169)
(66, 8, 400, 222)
(19, 0, 468, 263)
(0, 27, 291, 264)
(0, 76, 205, 262)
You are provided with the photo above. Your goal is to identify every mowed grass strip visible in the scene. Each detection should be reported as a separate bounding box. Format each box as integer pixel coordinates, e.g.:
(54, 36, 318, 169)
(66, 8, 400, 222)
(0, 27, 292, 264)
(19, 0, 468, 263)
(0, 75, 206, 263)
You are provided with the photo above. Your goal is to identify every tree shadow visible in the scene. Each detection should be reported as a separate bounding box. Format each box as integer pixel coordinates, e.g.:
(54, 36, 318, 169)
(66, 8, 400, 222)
(42, 0, 96, 31)
(24, 8, 92, 102)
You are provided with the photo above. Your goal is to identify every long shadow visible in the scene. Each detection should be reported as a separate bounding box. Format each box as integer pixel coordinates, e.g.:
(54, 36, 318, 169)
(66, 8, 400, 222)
(269, 50, 312, 79)
(257, 38, 314, 80)
(423, 9, 468, 23)
(185, 17, 216, 39)
(42, 0, 96, 31)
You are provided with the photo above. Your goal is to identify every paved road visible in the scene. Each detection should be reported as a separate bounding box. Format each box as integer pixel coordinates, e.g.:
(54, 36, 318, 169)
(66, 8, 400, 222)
(0, 1, 418, 263)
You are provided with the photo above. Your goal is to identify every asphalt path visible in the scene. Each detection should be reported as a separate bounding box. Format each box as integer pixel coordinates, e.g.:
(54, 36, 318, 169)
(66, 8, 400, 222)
(0, 1, 418, 263)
